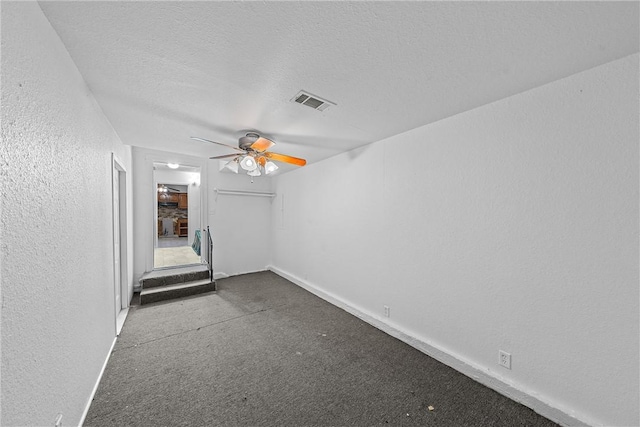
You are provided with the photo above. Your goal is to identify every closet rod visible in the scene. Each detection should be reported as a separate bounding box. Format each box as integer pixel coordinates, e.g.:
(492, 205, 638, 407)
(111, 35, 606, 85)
(214, 188, 276, 198)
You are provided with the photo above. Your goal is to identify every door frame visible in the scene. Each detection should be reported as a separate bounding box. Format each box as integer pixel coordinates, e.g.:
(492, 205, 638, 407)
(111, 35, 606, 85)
(153, 165, 203, 269)
(142, 152, 208, 274)
(112, 153, 129, 334)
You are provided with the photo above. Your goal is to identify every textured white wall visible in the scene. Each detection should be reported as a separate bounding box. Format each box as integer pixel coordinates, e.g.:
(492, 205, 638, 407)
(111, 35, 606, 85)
(270, 55, 639, 427)
(1, 2, 133, 426)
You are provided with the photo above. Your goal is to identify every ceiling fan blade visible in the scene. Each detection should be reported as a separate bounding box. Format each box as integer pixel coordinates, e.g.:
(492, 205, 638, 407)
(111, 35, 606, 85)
(250, 137, 275, 153)
(190, 136, 244, 152)
(264, 152, 307, 167)
(209, 153, 241, 160)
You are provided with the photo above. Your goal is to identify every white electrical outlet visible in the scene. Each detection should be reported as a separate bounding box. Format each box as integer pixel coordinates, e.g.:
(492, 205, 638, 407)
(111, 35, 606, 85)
(54, 414, 63, 427)
(383, 305, 390, 317)
(499, 350, 511, 369)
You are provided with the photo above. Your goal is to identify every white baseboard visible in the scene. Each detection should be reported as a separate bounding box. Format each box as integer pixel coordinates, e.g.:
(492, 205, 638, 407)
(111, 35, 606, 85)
(213, 271, 229, 280)
(116, 307, 129, 336)
(79, 336, 117, 427)
(268, 265, 589, 427)
(214, 267, 273, 281)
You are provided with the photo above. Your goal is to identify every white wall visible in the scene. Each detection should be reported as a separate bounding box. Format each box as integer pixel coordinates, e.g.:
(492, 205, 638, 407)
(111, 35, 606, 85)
(207, 161, 273, 278)
(270, 54, 639, 427)
(187, 178, 201, 246)
(1, 2, 133, 426)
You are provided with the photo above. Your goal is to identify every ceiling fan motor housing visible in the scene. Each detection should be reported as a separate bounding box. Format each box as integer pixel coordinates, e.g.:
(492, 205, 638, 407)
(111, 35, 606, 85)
(239, 132, 260, 150)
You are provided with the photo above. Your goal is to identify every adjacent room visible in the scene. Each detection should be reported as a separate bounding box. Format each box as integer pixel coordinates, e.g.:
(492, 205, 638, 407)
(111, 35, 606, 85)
(2, 2, 638, 427)
(153, 163, 202, 269)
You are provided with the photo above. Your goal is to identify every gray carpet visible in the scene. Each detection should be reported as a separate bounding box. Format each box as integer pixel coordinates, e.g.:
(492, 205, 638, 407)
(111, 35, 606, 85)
(85, 271, 558, 427)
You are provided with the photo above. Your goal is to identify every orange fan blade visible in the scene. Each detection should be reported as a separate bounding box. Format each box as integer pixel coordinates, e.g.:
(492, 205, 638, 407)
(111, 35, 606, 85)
(250, 137, 275, 152)
(264, 152, 306, 167)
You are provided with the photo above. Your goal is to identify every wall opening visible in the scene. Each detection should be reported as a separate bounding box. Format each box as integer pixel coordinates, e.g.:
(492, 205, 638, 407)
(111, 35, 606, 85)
(153, 163, 202, 269)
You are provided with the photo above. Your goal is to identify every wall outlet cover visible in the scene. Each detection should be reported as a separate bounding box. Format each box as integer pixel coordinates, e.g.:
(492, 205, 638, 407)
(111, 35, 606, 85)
(499, 350, 512, 369)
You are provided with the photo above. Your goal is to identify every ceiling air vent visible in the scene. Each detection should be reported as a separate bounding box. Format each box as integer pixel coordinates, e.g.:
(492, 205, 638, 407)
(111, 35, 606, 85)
(291, 91, 335, 112)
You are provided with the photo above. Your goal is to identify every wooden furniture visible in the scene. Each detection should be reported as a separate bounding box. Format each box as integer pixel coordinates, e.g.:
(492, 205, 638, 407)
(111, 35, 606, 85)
(176, 218, 188, 237)
(158, 218, 188, 237)
(178, 193, 188, 209)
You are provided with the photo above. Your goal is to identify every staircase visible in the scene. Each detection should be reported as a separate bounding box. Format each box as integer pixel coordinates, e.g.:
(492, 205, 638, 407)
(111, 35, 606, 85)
(138, 264, 215, 305)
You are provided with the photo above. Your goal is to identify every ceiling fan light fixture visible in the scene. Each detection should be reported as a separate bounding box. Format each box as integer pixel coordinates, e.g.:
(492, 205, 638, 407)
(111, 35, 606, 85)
(223, 160, 239, 173)
(247, 168, 261, 177)
(167, 163, 179, 169)
(240, 155, 257, 171)
(264, 161, 279, 175)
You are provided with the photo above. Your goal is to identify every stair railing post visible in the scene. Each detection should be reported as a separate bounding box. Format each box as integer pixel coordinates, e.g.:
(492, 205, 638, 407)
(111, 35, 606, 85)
(207, 226, 213, 282)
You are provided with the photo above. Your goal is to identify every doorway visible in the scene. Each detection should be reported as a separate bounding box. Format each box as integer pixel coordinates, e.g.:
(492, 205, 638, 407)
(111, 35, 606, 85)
(112, 154, 128, 334)
(153, 163, 202, 269)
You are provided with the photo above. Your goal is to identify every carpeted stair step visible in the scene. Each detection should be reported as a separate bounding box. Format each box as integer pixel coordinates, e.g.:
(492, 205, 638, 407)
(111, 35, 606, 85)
(140, 278, 216, 305)
(138, 265, 215, 305)
(141, 269, 210, 289)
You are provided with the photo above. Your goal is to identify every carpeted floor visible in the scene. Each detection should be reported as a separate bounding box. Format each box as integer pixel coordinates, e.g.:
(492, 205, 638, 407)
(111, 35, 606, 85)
(85, 271, 558, 427)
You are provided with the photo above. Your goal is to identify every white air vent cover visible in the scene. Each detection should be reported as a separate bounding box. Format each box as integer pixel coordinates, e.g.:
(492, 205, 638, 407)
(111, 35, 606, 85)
(290, 91, 335, 112)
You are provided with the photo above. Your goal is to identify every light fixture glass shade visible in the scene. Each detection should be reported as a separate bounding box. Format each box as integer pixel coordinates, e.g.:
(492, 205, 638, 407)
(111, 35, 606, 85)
(224, 160, 239, 173)
(167, 163, 179, 169)
(247, 168, 261, 177)
(264, 161, 279, 175)
(240, 155, 257, 171)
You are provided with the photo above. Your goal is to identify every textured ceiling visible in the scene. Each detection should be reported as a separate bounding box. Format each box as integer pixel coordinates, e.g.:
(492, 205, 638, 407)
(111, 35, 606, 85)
(39, 1, 639, 173)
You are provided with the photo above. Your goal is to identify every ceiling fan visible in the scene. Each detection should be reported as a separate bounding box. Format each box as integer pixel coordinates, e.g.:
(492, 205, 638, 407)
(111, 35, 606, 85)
(157, 185, 182, 193)
(191, 132, 306, 178)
